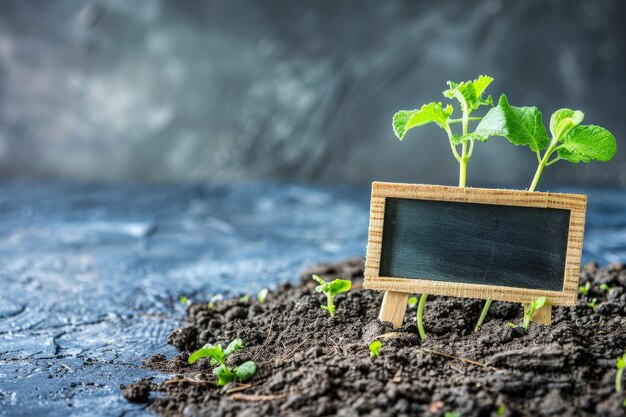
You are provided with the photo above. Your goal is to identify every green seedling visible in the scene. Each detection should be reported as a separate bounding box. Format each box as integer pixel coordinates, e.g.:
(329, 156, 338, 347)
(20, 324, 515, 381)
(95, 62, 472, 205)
(188, 338, 257, 386)
(579, 281, 591, 296)
(257, 288, 269, 304)
(416, 294, 428, 341)
(407, 296, 418, 308)
(474, 96, 616, 330)
(394, 76, 494, 337)
(239, 294, 250, 303)
(617, 352, 626, 392)
(312, 275, 351, 318)
(369, 340, 382, 359)
(587, 298, 598, 311)
(179, 295, 191, 306)
(207, 294, 223, 309)
(445, 412, 461, 417)
(497, 405, 505, 416)
(393, 75, 494, 189)
(507, 296, 547, 331)
(601, 283, 611, 292)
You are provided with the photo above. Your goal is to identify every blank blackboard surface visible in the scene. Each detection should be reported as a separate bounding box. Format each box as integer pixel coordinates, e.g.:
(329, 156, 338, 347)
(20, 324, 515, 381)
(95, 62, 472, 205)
(379, 198, 571, 291)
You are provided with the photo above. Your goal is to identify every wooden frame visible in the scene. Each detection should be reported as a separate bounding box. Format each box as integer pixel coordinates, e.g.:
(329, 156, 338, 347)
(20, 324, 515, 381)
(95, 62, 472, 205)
(364, 182, 587, 327)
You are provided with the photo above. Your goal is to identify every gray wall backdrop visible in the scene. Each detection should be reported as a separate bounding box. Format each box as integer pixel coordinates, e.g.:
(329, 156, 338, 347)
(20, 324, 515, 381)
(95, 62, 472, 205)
(0, 0, 624, 187)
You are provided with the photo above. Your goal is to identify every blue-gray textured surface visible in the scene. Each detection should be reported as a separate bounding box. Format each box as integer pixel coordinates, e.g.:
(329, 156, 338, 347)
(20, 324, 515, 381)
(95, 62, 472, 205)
(0, 0, 624, 186)
(0, 182, 625, 417)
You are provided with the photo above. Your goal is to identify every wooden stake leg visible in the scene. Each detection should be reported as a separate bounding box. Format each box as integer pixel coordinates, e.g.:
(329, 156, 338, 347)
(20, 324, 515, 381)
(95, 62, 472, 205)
(379, 291, 408, 328)
(523, 304, 552, 325)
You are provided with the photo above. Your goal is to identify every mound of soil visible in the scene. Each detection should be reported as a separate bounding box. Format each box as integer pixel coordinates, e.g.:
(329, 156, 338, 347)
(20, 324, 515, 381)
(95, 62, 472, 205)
(126, 259, 626, 416)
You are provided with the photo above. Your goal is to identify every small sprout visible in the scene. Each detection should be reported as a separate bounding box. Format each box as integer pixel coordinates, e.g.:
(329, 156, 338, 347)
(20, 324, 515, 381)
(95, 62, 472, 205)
(416, 294, 428, 340)
(257, 288, 269, 304)
(369, 340, 382, 359)
(578, 281, 591, 296)
(507, 297, 547, 331)
(444, 412, 461, 417)
(179, 295, 191, 306)
(312, 275, 351, 318)
(601, 283, 610, 292)
(497, 405, 505, 416)
(587, 298, 597, 310)
(207, 294, 223, 309)
(407, 296, 418, 308)
(616, 352, 626, 392)
(239, 294, 250, 303)
(188, 338, 257, 386)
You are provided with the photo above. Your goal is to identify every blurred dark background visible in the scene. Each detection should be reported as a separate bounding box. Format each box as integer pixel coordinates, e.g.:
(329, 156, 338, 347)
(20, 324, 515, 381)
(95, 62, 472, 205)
(0, 0, 623, 187)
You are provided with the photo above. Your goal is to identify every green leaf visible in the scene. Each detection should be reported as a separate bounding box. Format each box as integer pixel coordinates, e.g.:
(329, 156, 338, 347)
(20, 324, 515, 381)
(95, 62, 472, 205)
(188, 343, 224, 365)
(179, 295, 190, 306)
(225, 338, 244, 356)
(532, 296, 547, 311)
(234, 361, 257, 381)
(257, 288, 269, 303)
(443, 75, 494, 112)
(392, 102, 453, 140)
(407, 296, 418, 308)
(550, 108, 584, 139)
(617, 354, 626, 369)
(475, 95, 550, 152)
(369, 340, 382, 358)
(328, 279, 351, 296)
(557, 125, 617, 163)
(213, 364, 236, 386)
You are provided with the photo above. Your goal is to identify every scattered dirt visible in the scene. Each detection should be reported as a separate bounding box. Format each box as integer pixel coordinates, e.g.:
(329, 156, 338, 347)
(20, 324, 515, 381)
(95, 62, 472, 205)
(121, 379, 154, 403)
(127, 259, 626, 416)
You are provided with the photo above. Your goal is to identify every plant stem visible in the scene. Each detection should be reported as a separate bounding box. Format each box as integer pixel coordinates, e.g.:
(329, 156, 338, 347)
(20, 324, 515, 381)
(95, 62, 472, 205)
(474, 299, 492, 331)
(459, 158, 467, 187)
(448, 116, 481, 124)
(417, 294, 428, 341)
(617, 368, 623, 392)
(327, 294, 335, 318)
(529, 136, 559, 192)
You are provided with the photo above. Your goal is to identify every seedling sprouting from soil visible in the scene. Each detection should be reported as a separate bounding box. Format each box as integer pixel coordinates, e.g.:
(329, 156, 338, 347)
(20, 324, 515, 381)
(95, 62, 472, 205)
(416, 294, 428, 341)
(579, 282, 591, 296)
(239, 294, 250, 303)
(617, 352, 626, 392)
(179, 295, 191, 306)
(507, 296, 547, 331)
(257, 288, 269, 304)
(601, 283, 610, 292)
(393, 76, 494, 338)
(407, 296, 418, 308)
(473, 97, 616, 330)
(369, 340, 382, 359)
(188, 338, 257, 386)
(312, 275, 351, 318)
(587, 298, 597, 311)
(207, 294, 223, 309)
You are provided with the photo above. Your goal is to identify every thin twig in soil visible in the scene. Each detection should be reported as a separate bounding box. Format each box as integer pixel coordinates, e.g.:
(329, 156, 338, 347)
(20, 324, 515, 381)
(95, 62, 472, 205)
(421, 348, 500, 371)
(280, 339, 308, 362)
(225, 383, 254, 394)
(253, 314, 275, 361)
(164, 377, 213, 386)
(229, 393, 287, 402)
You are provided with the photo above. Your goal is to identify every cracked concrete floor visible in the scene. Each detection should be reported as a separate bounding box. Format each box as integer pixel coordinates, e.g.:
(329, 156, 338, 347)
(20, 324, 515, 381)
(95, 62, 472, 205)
(0, 183, 624, 416)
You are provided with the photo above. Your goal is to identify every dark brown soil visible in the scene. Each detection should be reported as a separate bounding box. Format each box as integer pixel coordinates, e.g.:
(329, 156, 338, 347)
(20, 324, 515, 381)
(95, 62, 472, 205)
(127, 259, 626, 416)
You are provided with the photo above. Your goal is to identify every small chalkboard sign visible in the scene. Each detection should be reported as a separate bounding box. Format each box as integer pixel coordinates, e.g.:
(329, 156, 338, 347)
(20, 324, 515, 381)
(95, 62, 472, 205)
(364, 182, 587, 328)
